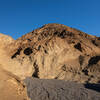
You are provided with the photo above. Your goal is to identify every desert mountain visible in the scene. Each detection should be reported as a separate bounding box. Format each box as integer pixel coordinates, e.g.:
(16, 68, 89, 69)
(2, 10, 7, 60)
(6, 23, 100, 83)
(0, 24, 100, 100)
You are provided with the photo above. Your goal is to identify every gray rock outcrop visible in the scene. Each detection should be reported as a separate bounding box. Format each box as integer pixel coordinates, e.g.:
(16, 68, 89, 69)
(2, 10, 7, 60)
(24, 77, 100, 100)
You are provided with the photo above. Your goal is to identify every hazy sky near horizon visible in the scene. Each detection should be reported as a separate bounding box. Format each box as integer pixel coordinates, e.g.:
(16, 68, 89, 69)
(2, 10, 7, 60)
(0, 0, 100, 39)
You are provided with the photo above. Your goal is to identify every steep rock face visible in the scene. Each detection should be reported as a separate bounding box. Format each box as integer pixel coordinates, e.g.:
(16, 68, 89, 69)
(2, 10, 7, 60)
(0, 33, 33, 79)
(0, 33, 30, 100)
(7, 24, 100, 83)
(24, 77, 100, 100)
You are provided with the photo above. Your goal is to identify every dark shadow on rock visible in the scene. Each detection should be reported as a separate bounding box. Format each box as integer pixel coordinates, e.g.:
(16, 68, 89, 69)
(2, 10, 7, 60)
(88, 56, 100, 66)
(32, 61, 39, 78)
(11, 48, 22, 59)
(24, 47, 33, 55)
(84, 83, 100, 92)
(74, 43, 82, 52)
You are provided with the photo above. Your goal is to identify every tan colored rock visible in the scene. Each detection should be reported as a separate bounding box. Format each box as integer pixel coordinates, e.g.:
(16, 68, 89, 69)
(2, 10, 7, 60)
(6, 24, 100, 83)
(0, 66, 29, 100)
(0, 33, 30, 99)
(1, 24, 100, 100)
(1, 24, 100, 84)
(0, 33, 14, 48)
(0, 33, 33, 79)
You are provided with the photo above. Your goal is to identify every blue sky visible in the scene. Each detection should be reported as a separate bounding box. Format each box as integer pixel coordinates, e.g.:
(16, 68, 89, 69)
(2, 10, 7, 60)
(0, 0, 100, 39)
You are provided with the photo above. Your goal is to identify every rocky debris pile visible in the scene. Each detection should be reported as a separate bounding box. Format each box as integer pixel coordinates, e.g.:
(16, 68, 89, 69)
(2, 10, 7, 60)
(7, 24, 100, 83)
(24, 77, 100, 100)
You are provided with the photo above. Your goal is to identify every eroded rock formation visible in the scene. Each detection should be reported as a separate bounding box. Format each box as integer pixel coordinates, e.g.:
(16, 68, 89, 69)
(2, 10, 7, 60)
(7, 24, 100, 83)
(0, 24, 100, 100)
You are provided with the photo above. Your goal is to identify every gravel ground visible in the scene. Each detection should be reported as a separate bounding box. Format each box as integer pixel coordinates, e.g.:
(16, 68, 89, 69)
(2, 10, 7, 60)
(24, 77, 100, 100)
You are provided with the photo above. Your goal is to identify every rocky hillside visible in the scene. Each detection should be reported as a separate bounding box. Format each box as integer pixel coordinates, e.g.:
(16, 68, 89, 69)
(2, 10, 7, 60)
(6, 23, 100, 83)
(0, 24, 100, 100)
(0, 33, 30, 100)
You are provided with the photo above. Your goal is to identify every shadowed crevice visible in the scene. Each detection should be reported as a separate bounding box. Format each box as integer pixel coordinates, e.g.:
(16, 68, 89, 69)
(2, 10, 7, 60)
(24, 47, 33, 55)
(91, 40, 98, 46)
(74, 43, 82, 52)
(88, 56, 100, 66)
(84, 83, 100, 92)
(32, 61, 39, 78)
(11, 48, 22, 59)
